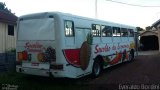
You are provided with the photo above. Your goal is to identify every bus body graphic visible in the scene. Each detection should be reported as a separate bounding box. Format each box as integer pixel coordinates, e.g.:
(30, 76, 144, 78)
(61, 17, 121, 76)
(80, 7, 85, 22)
(16, 12, 138, 78)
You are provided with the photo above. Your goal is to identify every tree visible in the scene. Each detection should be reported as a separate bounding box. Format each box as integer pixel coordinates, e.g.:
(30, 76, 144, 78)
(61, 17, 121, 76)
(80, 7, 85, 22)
(0, 2, 13, 14)
(0, 2, 5, 10)
(145, 26, 151, 31)
(136, 27, 144, 32)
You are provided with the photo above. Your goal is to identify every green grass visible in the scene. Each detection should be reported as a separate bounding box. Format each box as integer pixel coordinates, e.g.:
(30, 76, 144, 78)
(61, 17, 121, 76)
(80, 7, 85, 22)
(0, 72, 89, 90)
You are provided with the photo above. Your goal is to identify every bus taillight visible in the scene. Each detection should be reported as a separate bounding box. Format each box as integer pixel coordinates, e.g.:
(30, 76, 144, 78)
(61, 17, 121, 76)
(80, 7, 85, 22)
(18, 51, 28, 61)
(18, 52, 23, 61)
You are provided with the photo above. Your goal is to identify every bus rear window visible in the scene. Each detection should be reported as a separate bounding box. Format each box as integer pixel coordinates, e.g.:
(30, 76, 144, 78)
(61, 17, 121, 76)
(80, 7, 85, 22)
(18, 18, 55, 40)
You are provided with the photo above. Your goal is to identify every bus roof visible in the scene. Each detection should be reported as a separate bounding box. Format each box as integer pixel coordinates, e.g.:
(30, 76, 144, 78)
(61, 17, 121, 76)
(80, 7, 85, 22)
(18, 12, 137, 32)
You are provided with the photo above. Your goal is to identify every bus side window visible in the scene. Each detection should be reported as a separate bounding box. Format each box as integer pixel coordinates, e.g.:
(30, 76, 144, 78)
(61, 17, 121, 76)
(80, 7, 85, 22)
(65, 20, 74, 37)
(92, 24, 101, 37)
(113, 27, 121, 37)
(121, 28, 128, 37)
(128, 29, 134, 37)
(102, 25, 112, 37)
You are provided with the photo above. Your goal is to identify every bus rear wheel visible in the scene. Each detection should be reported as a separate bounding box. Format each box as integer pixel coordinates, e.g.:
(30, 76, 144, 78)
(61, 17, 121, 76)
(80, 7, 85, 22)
(92, 60, 102, 78)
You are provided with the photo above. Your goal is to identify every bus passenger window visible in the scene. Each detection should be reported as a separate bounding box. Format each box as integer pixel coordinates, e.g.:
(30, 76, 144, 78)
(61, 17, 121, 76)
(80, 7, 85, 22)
(113, 27, 121, 37)
(92, 24, 101, 37)
(102, 25, 112, 37)
(129, 29, 134, 37)
(121, 28, 128, 37)
(65, 20, 74, 36)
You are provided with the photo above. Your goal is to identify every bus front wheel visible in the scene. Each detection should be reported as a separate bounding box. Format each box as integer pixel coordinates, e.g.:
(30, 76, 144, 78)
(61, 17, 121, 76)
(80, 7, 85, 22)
(129, 49, 135, 61)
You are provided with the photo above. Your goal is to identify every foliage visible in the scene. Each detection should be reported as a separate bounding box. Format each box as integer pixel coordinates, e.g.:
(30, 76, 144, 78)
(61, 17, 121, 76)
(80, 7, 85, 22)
(0, 2, 14, 14)
(136, 27, 144, 32)
(5, 48, 16, 53)
(0, 2, 5, 10)
(145, 26, 151, 31)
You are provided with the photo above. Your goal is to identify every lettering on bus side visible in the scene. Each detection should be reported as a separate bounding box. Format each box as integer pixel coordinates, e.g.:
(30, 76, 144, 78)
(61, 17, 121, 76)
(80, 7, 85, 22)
(94, 44, 111, 54)
(94, 44, 130, 54)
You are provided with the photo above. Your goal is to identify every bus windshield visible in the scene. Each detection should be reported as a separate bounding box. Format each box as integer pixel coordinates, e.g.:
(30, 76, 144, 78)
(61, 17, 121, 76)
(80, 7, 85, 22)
(18, 18, 55, 40)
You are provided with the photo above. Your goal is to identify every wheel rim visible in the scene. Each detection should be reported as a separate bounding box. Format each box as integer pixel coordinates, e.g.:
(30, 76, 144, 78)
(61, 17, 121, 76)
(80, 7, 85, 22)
(94, 62, 100, 76)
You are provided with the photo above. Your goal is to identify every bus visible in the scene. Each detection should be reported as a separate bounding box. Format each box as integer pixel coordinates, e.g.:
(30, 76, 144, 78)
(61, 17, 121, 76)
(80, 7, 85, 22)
(16, 12, 138, 78)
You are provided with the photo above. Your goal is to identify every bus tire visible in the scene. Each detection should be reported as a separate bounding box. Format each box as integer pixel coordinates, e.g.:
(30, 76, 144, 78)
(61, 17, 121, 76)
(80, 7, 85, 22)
(129, 49, 134, 61)
(92, 60, 102, 78)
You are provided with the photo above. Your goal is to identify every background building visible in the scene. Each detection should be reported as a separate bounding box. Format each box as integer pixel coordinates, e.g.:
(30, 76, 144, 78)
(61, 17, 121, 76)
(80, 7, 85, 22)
(139, 30, 158, 51)
(139, 19, 160, 52)
(0, 9, 17, 72)
(152, 19, 160, 52)
(0, 10, 17, 53)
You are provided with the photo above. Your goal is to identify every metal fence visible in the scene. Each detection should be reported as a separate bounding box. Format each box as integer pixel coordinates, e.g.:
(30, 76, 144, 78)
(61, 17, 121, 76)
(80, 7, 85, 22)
(0, 53, 16, 73)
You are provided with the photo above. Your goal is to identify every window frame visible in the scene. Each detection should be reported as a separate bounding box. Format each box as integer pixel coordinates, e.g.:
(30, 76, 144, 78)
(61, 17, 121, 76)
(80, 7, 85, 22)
(64, 20, 75, 37)
(128, 29, 134, 37)
(101, 25, 112, 37)
(121, 28, 128, 37)
(8, 25, 14, 36)
(91, 24, 101, 37)
(112, 27, 121, 37)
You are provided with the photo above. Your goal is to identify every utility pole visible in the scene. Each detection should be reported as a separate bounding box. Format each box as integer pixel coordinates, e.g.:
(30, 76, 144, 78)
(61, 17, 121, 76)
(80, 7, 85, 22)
(95, 0, 98, 18)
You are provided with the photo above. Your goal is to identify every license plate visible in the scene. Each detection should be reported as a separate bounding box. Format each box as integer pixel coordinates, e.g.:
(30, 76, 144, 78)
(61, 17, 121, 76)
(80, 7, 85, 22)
(31, 62, 39, 66)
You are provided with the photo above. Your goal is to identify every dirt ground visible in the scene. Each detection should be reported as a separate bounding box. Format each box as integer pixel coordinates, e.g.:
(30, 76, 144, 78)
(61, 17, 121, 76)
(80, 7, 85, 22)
(1, 51, 159, 90)
(89, 51, 160, 90)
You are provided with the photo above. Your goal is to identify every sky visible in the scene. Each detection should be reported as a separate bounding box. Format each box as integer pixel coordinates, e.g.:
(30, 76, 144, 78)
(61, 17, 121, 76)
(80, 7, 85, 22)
(1, 0, 160, 29)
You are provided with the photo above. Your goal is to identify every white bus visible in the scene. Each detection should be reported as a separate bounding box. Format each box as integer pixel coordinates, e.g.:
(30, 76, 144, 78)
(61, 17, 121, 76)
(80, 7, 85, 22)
(16, 12, 138, 78)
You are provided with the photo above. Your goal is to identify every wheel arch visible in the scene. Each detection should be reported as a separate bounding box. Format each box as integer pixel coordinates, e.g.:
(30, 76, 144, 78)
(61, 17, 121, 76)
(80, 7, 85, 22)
(93, 55, 104, 69)
(91, 55, 104, 78)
